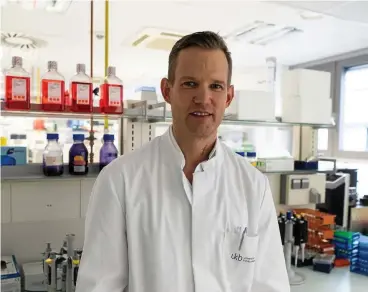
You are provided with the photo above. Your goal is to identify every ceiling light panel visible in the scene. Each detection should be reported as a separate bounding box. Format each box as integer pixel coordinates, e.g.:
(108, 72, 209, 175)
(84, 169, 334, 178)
(225, 21, 302, 46)
(125, 28, 189, 51)
(251, 27, 302, 46)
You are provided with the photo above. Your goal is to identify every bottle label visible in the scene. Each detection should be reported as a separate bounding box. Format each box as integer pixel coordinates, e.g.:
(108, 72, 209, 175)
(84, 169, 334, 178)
(108, 85, 122, 106)
(76, 84, 90, 105)
(11, 78, 27, 101)
(73, 155, 86, 172)
(45, 156, 63, 166)
(47, 81, 62, 104)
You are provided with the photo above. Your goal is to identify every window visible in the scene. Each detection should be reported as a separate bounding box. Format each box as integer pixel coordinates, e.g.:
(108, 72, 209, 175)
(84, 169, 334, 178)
(340, 65, 368, 152)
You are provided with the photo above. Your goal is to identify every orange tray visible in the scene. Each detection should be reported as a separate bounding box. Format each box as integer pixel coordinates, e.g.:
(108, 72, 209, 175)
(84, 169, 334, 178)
(317, 226, 335, 240)
(335, 258, 350, 267)
(294, 208, 336, 226)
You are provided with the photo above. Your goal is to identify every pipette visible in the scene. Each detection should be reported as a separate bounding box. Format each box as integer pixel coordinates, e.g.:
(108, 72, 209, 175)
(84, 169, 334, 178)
(293, 215, 302, 267)
(278, 212, 286, 245)
(300, 214, 308, 263)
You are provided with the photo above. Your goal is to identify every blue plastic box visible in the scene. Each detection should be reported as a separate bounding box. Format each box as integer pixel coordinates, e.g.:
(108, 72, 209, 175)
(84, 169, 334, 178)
(0, 146, 27, 166)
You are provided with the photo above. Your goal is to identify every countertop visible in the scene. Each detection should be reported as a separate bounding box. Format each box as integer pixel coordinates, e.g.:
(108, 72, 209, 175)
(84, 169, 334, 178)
(291, 267, 367, 292)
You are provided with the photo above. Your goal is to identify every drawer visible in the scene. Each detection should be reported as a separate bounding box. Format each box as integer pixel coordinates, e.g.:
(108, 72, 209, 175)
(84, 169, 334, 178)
(1, 183, 11, 223)
(11, 180, 81, 223)
(81, 179, 96, 218)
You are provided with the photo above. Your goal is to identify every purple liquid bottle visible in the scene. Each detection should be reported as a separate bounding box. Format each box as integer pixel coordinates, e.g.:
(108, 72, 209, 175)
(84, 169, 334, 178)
(99, 134, 118, 171)
(69, 134, 89, 175)
(43, 133, 64, 176)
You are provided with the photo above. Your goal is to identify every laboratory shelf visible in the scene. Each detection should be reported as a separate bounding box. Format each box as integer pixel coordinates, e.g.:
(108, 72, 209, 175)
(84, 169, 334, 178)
(1, 101, 335, 129)
(222, 116, 334, 129)
(1, 164, 100, 181)
(1, 164, 334, 181)
(0, 103, 122, 120)
(130, 108, 335, 129)
(263, 170, 335, 175)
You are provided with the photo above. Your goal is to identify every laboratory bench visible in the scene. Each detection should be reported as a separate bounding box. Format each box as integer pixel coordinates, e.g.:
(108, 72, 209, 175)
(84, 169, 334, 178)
(291, 267, 367, 292)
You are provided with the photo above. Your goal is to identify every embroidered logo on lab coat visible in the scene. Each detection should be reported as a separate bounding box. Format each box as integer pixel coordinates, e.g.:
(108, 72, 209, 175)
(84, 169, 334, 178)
(230, 253, 255, 263)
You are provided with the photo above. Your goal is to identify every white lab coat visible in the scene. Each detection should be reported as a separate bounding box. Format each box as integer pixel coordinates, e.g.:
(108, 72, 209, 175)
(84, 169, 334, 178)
(76, 127, 289, 292)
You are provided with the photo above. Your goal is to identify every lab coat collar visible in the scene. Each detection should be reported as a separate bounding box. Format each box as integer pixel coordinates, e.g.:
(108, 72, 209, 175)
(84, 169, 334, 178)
(162, 126, 223, 171)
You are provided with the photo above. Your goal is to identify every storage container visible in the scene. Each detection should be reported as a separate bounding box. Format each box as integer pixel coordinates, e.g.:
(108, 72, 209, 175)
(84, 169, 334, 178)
(4, 56, 31, 111)
(41, 61, 65, 112)
(100, 66, 123, 114)
(281, 68, 332, 124)
(225, 90, 275, 121)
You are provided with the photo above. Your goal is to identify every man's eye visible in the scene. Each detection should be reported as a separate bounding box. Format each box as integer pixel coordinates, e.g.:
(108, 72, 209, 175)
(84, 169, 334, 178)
(210, 84, 223, 90)
(183, 81, 197, 87)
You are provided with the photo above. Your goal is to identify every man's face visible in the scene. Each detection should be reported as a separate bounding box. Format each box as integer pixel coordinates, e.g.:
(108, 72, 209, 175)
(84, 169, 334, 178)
(161, 47, 234, 139)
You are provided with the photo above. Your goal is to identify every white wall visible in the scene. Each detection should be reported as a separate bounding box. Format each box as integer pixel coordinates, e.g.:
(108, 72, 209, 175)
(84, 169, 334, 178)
(2, 174, 285, 264)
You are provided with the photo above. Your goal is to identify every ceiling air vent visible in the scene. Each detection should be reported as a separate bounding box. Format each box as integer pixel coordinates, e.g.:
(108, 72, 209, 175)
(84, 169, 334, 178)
(126, 28, 188, 51)
(1, 32, 47, 50)
(11, 0, 73, 13)
(225, 21, 302, 46)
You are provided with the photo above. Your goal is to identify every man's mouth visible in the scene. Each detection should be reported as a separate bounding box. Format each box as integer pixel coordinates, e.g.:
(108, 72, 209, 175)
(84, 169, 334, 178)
(190, 111, 212, 117)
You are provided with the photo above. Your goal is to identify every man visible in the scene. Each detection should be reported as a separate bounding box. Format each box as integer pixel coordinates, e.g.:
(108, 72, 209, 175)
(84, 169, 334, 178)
(76, 31, 289, 292)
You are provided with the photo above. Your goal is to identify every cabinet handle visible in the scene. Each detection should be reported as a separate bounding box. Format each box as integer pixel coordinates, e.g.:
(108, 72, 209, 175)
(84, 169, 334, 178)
(46, 204, 52, 207)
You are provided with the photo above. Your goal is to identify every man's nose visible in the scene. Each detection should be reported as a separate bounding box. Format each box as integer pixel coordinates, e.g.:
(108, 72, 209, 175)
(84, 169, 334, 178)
(193, 86, 211, 104)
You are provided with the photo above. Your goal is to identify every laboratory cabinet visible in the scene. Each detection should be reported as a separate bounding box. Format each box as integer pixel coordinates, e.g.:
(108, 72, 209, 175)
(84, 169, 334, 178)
(81, 179, 95, 218)
(11, 180, 81, 223)
(0, 178, 96, 224)
(1, 183, 11, 223)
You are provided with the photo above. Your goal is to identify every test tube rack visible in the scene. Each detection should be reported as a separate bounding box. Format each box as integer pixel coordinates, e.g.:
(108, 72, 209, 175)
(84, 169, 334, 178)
(294, 209, 336, 255)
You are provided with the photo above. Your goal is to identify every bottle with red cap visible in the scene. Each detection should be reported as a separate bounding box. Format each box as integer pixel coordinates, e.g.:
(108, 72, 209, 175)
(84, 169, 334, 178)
(67, 63, 93, 113)
(99, 66, 123, 114)
(4, 56, 31, 110)
(41, 61, 65, 111)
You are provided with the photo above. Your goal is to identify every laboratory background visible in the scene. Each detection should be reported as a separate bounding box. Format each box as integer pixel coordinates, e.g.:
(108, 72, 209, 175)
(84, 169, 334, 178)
(0, 0, 368, 291)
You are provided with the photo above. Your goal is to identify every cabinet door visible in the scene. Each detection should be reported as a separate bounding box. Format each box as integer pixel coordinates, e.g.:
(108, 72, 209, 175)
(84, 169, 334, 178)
(1, 183, 11, 223)
(11, 180, 81, 223)
(81, 179, 95, 218)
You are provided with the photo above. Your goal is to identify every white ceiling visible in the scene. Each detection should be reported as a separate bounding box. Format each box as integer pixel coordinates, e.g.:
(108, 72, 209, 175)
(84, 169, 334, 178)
(1, 0, 368, 88)
(278, 1, 368, 24)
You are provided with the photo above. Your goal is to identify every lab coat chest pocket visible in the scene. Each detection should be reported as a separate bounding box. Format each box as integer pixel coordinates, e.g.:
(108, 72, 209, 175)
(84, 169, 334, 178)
(224, 232, 259, 291)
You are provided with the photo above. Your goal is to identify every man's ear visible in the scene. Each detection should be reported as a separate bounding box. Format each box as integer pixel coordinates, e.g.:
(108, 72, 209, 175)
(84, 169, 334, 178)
(160, 78, 172, 104)
(225, 85, 235, 108)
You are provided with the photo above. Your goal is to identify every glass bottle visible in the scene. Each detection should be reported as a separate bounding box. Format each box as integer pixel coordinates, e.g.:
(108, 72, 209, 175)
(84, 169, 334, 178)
(67, 64, 93, 113)
(5, 56, 31, 110)
(99, 66, 123, 114)
(246, 152, 257, 167)
(99, 134, 118, 171)
(43, 133, 64, 176)
(69, 134, 89, 175)
(41, 61, 65, 111)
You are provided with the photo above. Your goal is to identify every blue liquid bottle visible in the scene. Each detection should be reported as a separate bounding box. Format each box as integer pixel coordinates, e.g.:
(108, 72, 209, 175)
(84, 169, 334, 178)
(99, 134, 118, 171)
(69, 134, 88, 175)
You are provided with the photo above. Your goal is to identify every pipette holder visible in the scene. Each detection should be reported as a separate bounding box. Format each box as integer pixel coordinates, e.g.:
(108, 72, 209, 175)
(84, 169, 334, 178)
(44, 234, 79, 292)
